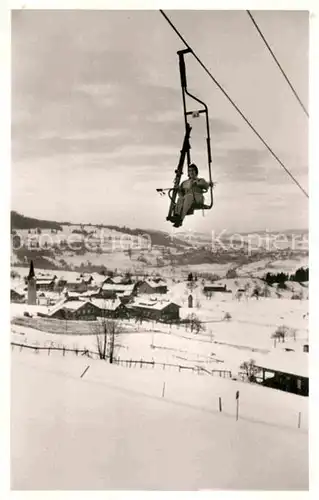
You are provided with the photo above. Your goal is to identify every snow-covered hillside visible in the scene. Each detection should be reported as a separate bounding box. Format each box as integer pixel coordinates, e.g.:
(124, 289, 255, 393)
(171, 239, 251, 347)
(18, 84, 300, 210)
(11, 212, 308, 276)
(11, 350, 308, 490)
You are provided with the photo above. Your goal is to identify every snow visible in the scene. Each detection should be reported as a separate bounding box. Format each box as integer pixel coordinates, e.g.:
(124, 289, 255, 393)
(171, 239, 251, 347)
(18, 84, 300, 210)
(101, 283, 134, 292)
(129, 297, 180, 311)
(11, 350, 308, 490)
(90, 298, 122, 311)
(10, 303, 49, 319)
(10, 279, 309, 490)
(11, 288, 309, 378)
(253, 351, 308, 378)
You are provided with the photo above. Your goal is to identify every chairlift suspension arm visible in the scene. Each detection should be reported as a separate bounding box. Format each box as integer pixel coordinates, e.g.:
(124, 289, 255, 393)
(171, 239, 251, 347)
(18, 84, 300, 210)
(178, 49, 213, 209)
(157, 49, 214, 224)
(178, 49, 192, 167)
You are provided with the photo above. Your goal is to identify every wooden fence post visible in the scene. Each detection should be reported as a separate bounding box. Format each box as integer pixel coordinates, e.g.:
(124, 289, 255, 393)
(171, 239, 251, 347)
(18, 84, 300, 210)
(236, 391, 240, 421)
(80, 365, 90, 378)
(298, 412, 301, 429)
(162, 382, 166, 398)
(219, 397, 222, 412)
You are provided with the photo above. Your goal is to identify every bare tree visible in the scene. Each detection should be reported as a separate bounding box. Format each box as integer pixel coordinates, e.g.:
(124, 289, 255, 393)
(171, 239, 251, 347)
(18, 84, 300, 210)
(186, 313, 205, 334)
(203, 289, 213, 300)
(240, 359, 258, 382)
(261, 285, 271, 298)
(196, 299, 202, 309)
(92, 317, 120, 363)
(289, 327, 298, 342)
(277, 325, 289, 343)
(271, 330, 280, 348)
(235, 290, 243, 301)
(252, 285, 262, 300)
(223, 312, 232, 321)
(11, 270, 20, 279)
(271, 325, 289, 346)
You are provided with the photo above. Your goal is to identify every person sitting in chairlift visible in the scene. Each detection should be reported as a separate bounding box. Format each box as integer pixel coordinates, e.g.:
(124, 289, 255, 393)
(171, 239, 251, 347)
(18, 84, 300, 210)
(172, 163, 214, 228)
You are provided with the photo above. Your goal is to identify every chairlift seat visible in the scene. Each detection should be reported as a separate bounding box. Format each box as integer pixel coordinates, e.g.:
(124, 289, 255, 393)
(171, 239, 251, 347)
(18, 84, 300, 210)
(186, 203, 210, 215)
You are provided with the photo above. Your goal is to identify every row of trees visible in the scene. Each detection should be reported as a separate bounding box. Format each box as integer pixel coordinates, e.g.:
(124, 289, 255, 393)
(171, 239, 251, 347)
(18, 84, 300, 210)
(264, 267, 308, 285)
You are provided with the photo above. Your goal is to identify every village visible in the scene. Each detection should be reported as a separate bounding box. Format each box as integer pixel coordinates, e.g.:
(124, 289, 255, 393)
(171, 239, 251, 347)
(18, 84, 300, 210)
(11, 259, 309, 400)
(10, 254, 310, 491)
(9, 7, 310, 491)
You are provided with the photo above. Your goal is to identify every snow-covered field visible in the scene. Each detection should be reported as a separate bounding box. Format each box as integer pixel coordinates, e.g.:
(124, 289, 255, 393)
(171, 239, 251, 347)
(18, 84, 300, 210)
(10, 274, 309, 490)
(11, 281, 309, 374)
(11, 350, 308, 490)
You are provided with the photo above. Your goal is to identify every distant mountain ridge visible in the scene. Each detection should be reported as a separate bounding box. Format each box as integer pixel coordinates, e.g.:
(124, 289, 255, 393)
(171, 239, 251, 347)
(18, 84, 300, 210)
(10, 211, 190, 249)
(11, 211, 63, 231)
(11, 210, 307, 239)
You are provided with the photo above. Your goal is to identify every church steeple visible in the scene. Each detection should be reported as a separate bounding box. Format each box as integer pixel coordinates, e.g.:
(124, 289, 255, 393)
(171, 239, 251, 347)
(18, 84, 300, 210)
(28, 260, 35, 280)
(27, 260, 37, 305)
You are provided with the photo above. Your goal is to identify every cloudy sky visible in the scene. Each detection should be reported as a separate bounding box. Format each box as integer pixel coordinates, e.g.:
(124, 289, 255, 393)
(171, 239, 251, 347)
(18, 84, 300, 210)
(11, 9, 309, 233)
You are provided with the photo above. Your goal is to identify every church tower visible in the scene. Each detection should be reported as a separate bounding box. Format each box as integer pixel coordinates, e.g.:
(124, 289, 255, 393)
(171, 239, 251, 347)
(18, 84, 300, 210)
(27, 260, 37, 305)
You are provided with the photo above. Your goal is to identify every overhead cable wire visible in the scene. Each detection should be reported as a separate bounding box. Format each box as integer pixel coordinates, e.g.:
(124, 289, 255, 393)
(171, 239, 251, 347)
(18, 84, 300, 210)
(159, 9, 309, 199)
(246, 10, 309, 118)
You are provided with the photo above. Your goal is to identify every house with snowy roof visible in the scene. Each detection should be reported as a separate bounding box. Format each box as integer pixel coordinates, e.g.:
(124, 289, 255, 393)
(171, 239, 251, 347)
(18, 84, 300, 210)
(99, 283, 137, 300)
(47, 299, 102, 321)
(36, 276, 57, 292)
(10, 288, 25, 303)
(203, 283, 229, 293)
(66, 275, 93, 293)
(103, 275, 133, 285)
(253, 352, 308, 397)
(90, 298, 128, 318)
(127, 298, 180, 322)
(136, 279, 168, 295)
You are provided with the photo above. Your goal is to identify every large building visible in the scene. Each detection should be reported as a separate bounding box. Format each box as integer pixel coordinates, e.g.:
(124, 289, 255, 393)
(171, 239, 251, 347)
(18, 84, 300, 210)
(253, 353, 308, 397)
(36, 276, 56, 291)
(66, 275, 93, 293)
(48, 300, 102, 321)
(137, 279, 168, 295)
(127, 298, 180, 322)
(90, 298, 128, 319)
(203, 284, 229, 293)
(103, 275, 133, 285)
(99, 283, 136, 300)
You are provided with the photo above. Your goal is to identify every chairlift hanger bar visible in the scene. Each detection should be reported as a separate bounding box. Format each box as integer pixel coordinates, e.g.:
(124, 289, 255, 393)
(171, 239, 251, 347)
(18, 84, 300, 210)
(178, 49, 213, 209)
